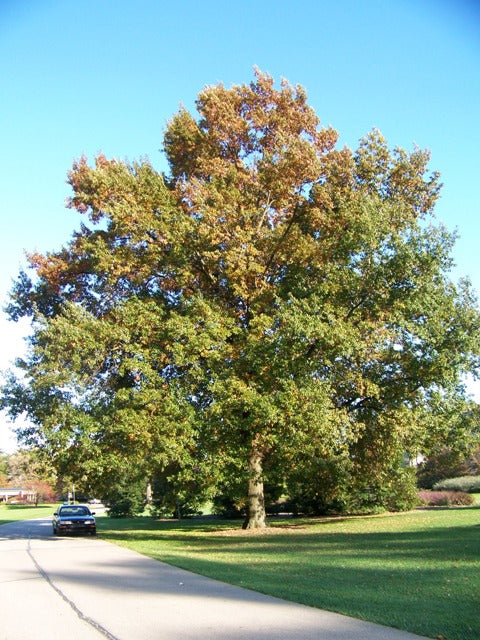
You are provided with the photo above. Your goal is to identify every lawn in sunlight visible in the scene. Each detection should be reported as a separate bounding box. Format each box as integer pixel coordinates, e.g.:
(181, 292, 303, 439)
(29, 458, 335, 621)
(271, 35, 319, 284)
(98, 507, 480, 640)
(0, 503, 58, 525)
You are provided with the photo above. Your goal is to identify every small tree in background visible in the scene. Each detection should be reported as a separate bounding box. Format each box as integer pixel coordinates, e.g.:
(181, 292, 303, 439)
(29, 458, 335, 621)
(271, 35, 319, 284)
(103, 475, 147, 518)
(0, 453, 8, 486)
(4, 449, 56, 503)
(26, 478, 56, 505)
(417, 447, 472, 489)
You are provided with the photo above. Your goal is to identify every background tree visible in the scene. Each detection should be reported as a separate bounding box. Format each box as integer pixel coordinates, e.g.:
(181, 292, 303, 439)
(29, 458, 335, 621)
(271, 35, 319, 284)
(2, 71, 479, 527)
(0, 452, 9, 486)
(25, 478, 56, 505)
(3, 449, 56, 503)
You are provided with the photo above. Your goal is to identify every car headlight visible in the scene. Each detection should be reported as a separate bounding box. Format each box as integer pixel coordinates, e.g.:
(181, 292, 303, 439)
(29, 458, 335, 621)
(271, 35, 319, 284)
(61, 520, 73, 524)
(86, 521, 95, 525)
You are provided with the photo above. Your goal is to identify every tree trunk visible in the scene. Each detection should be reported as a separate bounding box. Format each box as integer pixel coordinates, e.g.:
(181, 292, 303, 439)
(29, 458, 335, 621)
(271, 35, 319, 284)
(175, 497, 182, 521)
(243, 447, 266, 529)
(145, 481, 152, 505)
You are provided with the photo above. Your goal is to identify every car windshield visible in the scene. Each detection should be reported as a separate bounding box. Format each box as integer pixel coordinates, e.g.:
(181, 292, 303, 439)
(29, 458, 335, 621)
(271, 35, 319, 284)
(59, 506, 90, 517)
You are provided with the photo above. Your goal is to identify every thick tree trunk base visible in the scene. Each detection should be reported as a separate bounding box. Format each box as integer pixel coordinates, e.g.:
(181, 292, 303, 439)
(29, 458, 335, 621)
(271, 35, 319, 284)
(242, 513, 266, 529)
(243, 447, 267, 529)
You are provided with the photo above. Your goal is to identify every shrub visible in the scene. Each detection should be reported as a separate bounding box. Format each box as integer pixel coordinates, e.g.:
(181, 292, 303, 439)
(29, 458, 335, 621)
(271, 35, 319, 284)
(284, 454, 420, 516)
(211, 480, 285, 518)
(104, 477, 147, 518)
(212, 492, 246, 518)
(375, 466, 420, 513)
(150, 466, 213, 519)
(151, 484, 204, 519)
(433, 476, 480, 493)
(285, 455, 351, 515)
(418, 490, 474, 506)
(341, 468, 419, 515)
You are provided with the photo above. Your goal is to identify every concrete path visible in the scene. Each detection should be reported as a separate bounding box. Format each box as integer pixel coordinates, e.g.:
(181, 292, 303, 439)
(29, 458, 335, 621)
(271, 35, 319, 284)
(0, 518, 429, 640)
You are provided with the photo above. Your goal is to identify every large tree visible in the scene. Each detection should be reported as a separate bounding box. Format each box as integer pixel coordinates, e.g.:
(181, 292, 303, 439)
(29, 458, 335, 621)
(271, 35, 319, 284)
(2, 71, 479, 527)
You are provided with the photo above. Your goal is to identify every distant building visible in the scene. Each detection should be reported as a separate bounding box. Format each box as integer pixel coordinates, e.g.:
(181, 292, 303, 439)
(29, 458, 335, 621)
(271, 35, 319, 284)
(0, 487, 36, 503)
(403, 453, 425, 467)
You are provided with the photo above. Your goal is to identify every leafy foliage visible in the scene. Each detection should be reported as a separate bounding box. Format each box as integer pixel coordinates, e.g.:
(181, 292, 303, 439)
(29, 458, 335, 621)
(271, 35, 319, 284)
(2, 71, 480, 526)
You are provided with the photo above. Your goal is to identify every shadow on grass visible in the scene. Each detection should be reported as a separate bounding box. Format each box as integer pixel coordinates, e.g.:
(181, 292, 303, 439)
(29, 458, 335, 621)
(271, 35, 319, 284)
(98, 511, 480, 640)
(99, 517, 479, 560)
(4, 514, 477, 639)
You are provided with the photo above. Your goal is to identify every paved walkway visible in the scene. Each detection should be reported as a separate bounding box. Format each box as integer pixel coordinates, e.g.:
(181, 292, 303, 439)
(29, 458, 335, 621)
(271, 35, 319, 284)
(0, 518, 429, 640)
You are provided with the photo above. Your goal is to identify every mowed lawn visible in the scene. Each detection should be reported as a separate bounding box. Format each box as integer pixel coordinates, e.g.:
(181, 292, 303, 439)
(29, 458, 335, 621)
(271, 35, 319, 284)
(98, 507, 480, 640)
(0, 503, 58, 524)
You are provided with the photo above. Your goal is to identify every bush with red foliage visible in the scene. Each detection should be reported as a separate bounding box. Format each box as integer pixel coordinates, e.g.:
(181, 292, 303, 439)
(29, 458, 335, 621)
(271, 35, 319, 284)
(418, 490, 474, 506)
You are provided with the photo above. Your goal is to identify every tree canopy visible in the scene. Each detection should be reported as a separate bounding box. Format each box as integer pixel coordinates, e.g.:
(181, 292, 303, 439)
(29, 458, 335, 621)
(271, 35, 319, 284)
(2, 71, 480, 527)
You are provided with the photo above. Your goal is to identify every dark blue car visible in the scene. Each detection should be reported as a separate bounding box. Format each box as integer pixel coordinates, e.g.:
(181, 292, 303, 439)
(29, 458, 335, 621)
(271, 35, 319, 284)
(52, 504, 97, 536)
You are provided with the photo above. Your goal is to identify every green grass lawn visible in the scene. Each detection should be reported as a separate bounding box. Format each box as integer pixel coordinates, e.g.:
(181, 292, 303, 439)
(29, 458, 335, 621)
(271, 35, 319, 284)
(97, 508, 480, 640)
(0, 503, 58, 524)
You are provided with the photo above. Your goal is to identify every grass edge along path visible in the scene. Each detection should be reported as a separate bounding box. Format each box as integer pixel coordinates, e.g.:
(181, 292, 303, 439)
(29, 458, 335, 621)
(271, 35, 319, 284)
(0, 503, 58, 525)
(98, 508, 480, 640)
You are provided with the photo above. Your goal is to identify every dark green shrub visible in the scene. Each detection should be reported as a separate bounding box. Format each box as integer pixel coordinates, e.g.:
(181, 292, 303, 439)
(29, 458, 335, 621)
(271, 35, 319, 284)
(345, 466, 419, 514)
(212, 475, 284, 518)
(150, 465, 212, 519)
(209, 460, 248, 518)
(283, 450, 419, 516)
(104, 477, 147, 517)
(433, 476, 480, 493)
(212, 492, 246, 518)
(381, 466, 420, 512)
(285, 455, 351, 515)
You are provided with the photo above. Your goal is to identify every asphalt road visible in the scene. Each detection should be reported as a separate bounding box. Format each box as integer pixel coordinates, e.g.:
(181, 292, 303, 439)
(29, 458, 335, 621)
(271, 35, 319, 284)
(0, 518, 429, 640)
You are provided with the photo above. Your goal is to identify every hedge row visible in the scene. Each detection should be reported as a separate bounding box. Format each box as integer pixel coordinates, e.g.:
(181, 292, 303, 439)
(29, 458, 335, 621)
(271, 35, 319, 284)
(432, 476, 480, 493)
(418, 490, 474, 506)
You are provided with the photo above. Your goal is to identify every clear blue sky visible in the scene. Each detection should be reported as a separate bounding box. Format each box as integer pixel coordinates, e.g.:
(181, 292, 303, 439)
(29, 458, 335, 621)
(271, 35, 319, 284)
(1, 0, 479, 452)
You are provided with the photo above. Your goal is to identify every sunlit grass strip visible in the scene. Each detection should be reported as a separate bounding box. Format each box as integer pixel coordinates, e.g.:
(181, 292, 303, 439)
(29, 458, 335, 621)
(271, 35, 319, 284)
(98, 508, 480, 640)
(0, 503, 58, 525)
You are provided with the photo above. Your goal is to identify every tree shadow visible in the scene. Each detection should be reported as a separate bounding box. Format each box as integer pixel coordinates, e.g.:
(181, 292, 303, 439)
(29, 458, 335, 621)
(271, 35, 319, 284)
(3, 515, 479, 639)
